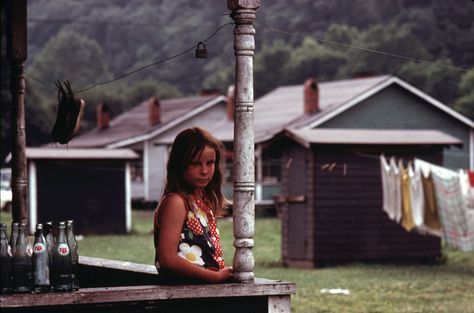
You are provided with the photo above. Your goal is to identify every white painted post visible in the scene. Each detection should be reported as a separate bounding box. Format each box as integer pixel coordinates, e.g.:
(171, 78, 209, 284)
(228, 0, 260, 282)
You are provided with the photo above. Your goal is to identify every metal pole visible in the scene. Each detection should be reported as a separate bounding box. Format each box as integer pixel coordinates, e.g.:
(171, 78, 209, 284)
(228, 0, 260, 283)
(6, 0, 28, 224)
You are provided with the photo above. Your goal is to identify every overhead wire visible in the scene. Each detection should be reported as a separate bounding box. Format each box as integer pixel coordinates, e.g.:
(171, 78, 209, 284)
(25, 21, 234, 94)
(25, 20, 470, 94)
(261, 26, 470, 73)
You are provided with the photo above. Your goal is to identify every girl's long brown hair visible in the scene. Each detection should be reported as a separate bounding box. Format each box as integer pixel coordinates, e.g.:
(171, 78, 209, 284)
(163, 127, 227, 215)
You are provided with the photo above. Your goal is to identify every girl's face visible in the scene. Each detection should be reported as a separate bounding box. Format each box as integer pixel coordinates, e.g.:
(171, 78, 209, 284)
(183, 145, 216, 191)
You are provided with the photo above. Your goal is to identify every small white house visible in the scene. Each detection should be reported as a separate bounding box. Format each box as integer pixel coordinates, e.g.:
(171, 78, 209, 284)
(69, 94, 234, 205)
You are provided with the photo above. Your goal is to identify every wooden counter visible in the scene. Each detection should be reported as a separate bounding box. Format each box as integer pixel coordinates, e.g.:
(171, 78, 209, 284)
(1, 256, 296, 313)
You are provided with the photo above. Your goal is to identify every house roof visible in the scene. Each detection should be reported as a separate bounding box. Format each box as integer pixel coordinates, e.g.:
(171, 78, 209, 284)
(283, 128, 462, 148)
(254, 75, 474, 143)
(25, 148, 138, 160)
(68, 95, 227, 148)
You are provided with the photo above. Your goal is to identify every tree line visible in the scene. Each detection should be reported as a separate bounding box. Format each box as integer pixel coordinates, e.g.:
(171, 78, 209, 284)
(1, 0, 473, 161)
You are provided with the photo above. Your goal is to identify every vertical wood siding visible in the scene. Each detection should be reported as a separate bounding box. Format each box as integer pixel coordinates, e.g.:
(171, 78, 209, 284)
(36, 160, 126, 234)
(312, 146, 441, 265)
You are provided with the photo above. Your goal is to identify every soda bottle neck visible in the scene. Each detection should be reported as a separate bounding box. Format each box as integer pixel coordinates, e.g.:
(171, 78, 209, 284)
(0, 225, 7, 240)
(17, 225, 27, 243)
(34, 230, 45, 243)
(57, 226, 67, 242)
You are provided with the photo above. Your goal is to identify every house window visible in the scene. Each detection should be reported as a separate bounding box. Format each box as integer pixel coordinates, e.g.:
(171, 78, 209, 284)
(262, 158, 281, 183)
(131, 151, 144, 182)
(262, 147, 282, 183)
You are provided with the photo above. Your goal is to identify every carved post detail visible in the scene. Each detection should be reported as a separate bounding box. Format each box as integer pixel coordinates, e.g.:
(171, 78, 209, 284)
(228, 0, 260, 282)
(7, 0, 28, 224)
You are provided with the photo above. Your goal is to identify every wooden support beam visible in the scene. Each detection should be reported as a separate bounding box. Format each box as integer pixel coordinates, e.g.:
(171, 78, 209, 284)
(228, 0, 260, 283)
(6, 0, 28, 224)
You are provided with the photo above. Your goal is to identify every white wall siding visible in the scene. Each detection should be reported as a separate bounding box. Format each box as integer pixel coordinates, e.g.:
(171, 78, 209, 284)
(147, 144, 168, 201)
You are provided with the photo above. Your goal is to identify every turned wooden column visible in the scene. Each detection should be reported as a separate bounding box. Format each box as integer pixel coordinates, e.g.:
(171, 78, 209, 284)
(6, 0, 28, 224)
(228, 0, 260, 282)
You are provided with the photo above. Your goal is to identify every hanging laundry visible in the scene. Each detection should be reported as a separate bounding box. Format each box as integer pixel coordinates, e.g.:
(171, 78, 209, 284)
(390, 157, 402, 223)
(460, 170, 474, 209)
(420, 171, 441, 232)
(468, 170, 474, 187)
(380, 155, 397, 221)
(400, 160, 415, 232)
(408, 162, 424, 228)
(416, 158, 474, 252)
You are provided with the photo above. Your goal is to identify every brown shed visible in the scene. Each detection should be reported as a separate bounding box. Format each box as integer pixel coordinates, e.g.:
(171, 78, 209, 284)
(277, 128, 462, 268)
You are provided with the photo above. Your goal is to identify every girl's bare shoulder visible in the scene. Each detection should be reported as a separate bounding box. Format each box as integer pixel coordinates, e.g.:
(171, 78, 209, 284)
(160, 193, 188, 211)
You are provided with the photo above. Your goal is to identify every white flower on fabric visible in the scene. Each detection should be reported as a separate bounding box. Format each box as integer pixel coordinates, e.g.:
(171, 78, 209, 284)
(178, 243, 205, 266)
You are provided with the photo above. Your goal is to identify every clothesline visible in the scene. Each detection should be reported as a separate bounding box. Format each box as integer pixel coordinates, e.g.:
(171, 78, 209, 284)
(380, 155, 474, 252)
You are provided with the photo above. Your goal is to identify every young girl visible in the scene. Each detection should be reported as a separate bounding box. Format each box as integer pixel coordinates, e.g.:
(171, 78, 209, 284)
(154, 127, 233, 284)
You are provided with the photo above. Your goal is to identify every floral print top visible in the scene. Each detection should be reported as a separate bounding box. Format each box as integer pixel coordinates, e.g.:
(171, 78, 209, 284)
(154, 193, 225, 283)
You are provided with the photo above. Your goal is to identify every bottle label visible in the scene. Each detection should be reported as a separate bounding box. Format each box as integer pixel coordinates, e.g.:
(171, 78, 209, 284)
(34, 242, 46, 254)
(57, 243, 70, 256)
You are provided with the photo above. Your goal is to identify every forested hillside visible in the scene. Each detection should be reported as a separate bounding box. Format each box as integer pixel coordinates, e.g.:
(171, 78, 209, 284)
(1, 0, 473, 160)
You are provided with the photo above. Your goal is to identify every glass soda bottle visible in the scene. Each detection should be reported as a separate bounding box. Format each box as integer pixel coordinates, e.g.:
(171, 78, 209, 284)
(13, 223, 33, 293)
(0, 222, 13, 294)
(66, 220, 79, 290)
(52, 222, 72, 291)
(44, 221, 55, 277)
(9, 222, 19, 257)
(33, 224, 50, 292)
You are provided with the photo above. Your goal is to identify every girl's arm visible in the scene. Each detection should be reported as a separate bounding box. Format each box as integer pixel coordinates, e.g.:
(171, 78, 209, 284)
(157, 194, 233, 283)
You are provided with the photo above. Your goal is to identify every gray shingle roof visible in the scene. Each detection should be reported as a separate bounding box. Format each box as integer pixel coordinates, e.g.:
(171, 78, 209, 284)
(26, 148, 138, 159)
(254, 75, 474, 144)
(284, 128, 462, 147)
(254, 75, 392, 143)
(68, 95, 223, 148)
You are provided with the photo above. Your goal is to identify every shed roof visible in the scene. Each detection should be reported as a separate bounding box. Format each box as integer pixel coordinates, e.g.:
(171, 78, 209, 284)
(68, 95, 228, 148)
(26, 148, 138, 160)
(284, 128, 463, 148)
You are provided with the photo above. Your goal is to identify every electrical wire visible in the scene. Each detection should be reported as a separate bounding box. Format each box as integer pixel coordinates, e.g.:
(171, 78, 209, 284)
(25, 21, 470, 94)
(25, 22, 233, 94)
(261, 26, 470, 73)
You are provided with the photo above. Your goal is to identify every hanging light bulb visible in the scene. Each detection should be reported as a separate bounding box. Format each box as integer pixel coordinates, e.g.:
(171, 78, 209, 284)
(195, 42, 208, 59)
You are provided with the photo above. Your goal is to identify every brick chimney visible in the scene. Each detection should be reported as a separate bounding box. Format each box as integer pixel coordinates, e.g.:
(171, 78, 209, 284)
(304, 78, 319, 114)
(227, 85, 235, 121)
(96, 101, 110, 130)
(148, 96, 160, 126)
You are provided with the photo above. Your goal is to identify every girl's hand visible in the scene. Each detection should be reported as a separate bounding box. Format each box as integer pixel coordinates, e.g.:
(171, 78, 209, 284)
(214, 266, 233, 283)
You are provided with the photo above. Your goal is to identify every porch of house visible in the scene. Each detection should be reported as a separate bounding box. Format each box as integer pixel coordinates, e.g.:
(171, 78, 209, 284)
(0, 256, 296, 313)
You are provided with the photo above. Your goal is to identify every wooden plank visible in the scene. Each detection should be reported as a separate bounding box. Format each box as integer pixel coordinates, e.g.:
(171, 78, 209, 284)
(268, 295, 291, 313)
(287, 146, 308, 259)
(1, 279, 295, 308)
(79, 256, 157, 275)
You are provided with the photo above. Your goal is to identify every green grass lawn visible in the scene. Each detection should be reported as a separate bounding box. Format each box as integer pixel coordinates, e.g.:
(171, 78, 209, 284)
(2, 210, 473, 313)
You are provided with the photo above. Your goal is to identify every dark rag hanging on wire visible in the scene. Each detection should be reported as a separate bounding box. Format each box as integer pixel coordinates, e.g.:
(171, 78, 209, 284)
(51, 80, 85, 144)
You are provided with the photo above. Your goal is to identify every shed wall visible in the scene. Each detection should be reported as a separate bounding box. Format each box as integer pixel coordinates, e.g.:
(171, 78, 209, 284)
(311, 146, 441, 265)
(34, 160, 127, 234)
(282, 143, 444, 267)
